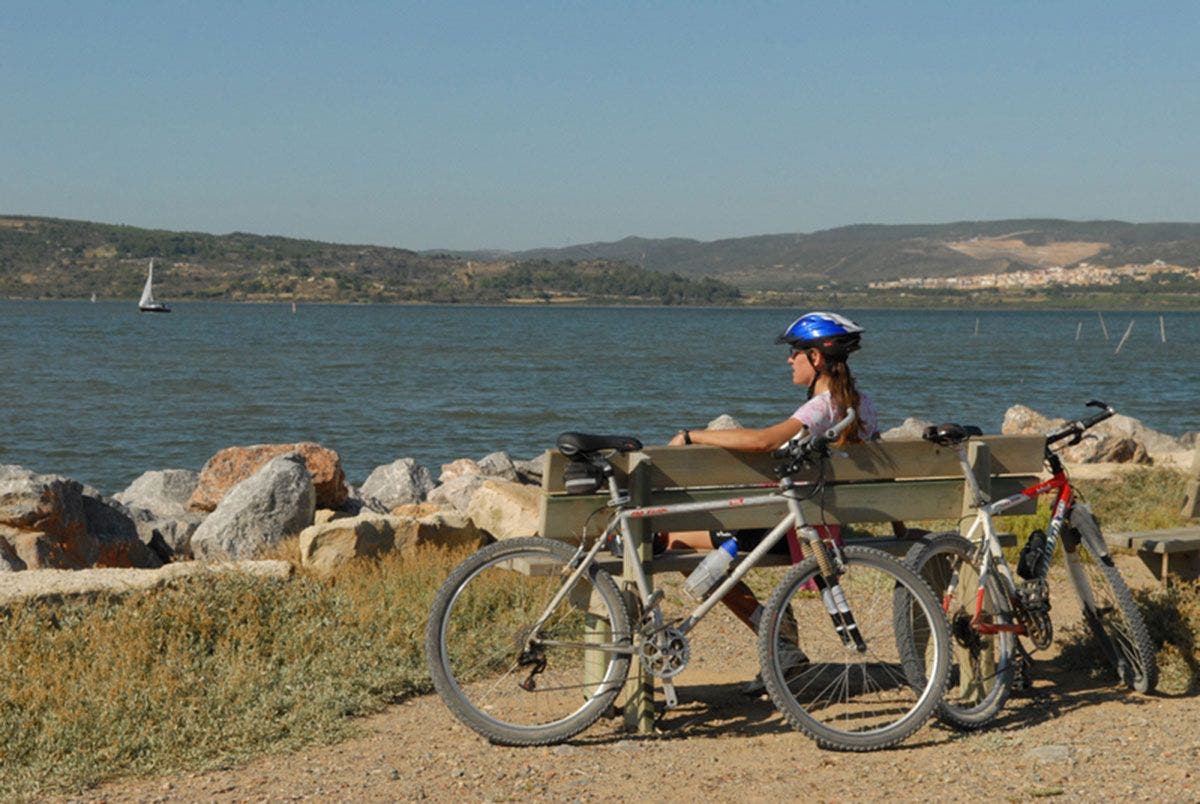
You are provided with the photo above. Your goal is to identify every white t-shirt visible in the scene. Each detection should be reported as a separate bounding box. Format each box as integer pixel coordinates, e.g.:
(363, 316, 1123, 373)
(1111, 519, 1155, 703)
(791, 390, 879, 441)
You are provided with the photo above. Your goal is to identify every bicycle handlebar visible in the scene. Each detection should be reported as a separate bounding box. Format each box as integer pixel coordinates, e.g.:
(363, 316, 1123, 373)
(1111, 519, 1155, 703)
(1045, 399, 1115, 447)
(772, 409, 857, 473)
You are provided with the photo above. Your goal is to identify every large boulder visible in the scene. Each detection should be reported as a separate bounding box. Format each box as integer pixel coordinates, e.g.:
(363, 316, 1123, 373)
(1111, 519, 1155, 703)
(81, 492, 163, 568)
(427, 473, 486, 513)
(299, 513, 397, 574)
(360, 458, 435, 509)
(298, 509, 487, 574)
(0, 526, 70, 570)
(188, 443, 346, 512)
(1002, 405, 1153, 464)
(190, 455, 316, 560)
(466, 479, 541, 540)
(707, 414, 744, 430)
(0, 465, 97, 568)
(391, 509, 487, 554)
(114, 469, 199, 520)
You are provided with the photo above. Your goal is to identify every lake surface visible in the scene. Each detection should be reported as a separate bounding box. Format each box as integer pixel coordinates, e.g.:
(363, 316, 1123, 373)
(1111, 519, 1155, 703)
(1, 301, 1196, 494)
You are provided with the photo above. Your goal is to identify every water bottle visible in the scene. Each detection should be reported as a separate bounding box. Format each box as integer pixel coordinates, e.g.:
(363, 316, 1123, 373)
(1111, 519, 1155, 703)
(684, 537, 739, 599)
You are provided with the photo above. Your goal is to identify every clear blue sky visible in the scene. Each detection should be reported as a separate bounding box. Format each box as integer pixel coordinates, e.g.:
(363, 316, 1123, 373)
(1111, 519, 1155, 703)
(3, 1, 1198, 250)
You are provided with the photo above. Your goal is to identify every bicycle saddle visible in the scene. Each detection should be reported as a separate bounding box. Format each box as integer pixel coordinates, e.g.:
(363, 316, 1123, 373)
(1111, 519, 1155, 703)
(556, 432, 643, 458)
(922, 423, 983, 446)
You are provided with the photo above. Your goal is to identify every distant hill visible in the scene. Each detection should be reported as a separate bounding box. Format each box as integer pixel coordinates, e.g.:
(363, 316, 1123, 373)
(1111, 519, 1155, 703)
(439, 219, 1200, 290)
(0, 216, 738, 304)
(3, 215, 1199, 302)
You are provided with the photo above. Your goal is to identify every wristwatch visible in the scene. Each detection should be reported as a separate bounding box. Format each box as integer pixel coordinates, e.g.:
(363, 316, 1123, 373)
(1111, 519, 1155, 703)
(679, 429, 693, 445)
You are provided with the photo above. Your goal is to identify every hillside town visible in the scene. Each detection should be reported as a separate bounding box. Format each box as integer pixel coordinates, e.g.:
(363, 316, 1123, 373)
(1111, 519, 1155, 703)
(869, 260, 1200, 290)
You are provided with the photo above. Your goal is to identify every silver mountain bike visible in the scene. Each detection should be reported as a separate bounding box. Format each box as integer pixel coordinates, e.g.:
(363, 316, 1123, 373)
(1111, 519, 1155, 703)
(425, 411, 952, 751)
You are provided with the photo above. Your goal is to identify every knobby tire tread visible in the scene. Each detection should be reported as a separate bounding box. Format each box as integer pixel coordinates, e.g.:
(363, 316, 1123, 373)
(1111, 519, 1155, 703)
(757, 546, 951, 751)
(1067, 507, 1158, 694)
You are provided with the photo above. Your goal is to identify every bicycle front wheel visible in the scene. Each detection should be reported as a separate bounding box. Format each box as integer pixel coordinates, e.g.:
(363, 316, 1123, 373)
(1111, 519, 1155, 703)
(1063, 505, 1158, 693)
(903, 532, 1016, 730)
(757, 545, 951, 751)
(424, 537, 633, 745)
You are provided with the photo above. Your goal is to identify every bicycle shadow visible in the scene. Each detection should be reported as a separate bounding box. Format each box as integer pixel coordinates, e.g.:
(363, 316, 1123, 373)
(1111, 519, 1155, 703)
(572, 678, 944, 750)
(943, 654, 1161, 736)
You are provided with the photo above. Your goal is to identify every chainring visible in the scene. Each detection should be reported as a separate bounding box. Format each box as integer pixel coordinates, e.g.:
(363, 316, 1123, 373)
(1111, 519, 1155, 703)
(638, 627, 690, 679)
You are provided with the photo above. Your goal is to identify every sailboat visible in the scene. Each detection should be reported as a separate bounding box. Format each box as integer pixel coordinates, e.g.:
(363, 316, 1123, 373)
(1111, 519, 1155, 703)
(138, 259, 171, 313)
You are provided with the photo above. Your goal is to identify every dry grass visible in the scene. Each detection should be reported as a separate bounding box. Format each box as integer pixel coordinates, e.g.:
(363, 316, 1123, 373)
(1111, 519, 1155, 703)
(0, 546, 476, 799)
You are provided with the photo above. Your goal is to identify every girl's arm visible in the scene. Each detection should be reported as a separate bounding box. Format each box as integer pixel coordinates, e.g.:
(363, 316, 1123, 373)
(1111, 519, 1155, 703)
(667, 417, 805, 453)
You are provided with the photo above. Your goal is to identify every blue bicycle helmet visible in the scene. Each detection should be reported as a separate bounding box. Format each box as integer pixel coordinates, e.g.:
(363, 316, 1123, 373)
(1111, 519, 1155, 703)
(775, 311, 864, 358)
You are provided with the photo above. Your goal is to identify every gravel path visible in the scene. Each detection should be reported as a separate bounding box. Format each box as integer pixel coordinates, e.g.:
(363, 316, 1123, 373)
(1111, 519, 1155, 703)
(82, 556, 1198, 803)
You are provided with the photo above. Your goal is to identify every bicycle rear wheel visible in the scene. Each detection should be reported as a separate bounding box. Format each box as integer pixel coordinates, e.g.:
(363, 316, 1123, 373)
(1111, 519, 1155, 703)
(424, 537, 633, 745)
(902, 532, 1016, 730)
(1063, 505, 1158, 693)
(757, 545, 951, 751)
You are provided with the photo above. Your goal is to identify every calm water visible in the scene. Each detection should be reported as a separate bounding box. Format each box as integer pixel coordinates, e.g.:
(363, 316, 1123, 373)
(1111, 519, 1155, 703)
(1, 301, 1197, 494)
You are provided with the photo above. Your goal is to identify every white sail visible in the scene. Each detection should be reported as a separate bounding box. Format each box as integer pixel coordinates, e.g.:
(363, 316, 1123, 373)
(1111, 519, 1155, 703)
(139, 259, 155, 307)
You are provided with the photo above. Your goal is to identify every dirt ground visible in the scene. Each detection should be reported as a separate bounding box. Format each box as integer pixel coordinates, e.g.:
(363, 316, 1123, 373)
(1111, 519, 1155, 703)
(80, 556, 1198, 803)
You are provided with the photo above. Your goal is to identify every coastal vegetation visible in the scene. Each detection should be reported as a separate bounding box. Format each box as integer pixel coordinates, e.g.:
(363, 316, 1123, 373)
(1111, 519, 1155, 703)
(2, 215, 1199, 307)
(0, 467, 1195, 798)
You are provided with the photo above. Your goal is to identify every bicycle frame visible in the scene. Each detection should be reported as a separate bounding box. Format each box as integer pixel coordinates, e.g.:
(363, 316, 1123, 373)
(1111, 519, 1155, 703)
(526, 471, 832, 650)
(952, 443, 1075, 635)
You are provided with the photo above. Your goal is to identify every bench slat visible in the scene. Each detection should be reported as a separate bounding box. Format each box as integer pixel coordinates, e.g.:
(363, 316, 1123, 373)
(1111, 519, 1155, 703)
(540, 476, 1039, 538)
(542, 436, 1045, 494)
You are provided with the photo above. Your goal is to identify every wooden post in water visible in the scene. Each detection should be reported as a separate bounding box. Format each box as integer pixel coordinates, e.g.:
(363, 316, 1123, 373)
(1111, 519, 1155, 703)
(1160, 315, 1167, 343)
(1098, 311, 1110, 340)
(974, 317, 980, 337)
(1075, 321, 1082, 341)
(1113, 320, 1135, 355)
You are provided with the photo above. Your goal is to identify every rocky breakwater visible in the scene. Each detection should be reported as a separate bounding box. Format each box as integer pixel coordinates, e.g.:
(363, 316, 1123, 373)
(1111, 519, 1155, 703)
(0, 438, 551, 601)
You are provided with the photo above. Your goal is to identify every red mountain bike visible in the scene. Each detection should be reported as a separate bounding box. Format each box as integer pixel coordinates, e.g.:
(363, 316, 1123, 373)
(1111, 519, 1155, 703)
(901, 400, 1158, 730)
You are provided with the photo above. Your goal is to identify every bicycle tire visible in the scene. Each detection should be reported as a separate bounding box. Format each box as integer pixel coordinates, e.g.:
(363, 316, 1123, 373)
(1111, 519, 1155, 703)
(756, 545, 951, 751)
(1063, 505, 1158, 694)
(902, 532, 1017, 730)
(424, 537, 633, 745)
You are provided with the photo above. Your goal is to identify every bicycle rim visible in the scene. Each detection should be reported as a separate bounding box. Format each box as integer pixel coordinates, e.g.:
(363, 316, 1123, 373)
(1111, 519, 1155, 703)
(757, 546, 951, 751)
(903, 532, 1016, 730)
(424, 537, 632, 745)
(1064, 507, 1158, 694)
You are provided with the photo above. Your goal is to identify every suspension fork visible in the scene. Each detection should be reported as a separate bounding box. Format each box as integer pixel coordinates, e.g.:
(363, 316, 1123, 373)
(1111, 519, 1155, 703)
(789, 496, 869, 652)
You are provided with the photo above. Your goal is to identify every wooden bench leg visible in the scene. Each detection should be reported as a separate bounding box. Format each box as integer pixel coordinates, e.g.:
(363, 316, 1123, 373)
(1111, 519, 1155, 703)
(952, 560, 995, 701)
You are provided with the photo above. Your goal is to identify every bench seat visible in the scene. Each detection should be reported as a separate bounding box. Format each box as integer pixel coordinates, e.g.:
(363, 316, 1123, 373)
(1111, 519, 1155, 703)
(1105, 526, 1200, 582)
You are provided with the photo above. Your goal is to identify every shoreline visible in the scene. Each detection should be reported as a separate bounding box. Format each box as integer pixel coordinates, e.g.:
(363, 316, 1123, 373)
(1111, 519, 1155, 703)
(6, 296, 1200, 312)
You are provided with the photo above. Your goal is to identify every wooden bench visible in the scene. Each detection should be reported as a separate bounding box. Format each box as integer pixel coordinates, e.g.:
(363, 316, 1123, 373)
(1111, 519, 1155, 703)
(1105, 527, 1200, 583)
(538, 435, 1045, 733)
(1104, 446, 1200, 584)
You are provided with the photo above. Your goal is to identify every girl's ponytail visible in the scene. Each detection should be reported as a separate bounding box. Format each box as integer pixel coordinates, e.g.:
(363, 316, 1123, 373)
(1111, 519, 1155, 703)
(824, 359, 862, 446)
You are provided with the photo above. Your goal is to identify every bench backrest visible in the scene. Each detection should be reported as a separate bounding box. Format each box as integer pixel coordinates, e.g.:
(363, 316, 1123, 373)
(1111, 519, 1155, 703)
(539, 435, 1046, 539)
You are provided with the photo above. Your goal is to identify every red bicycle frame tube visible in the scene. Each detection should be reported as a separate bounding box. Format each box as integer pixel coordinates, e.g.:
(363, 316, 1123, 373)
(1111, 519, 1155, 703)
(968, 468, 1074, 634)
